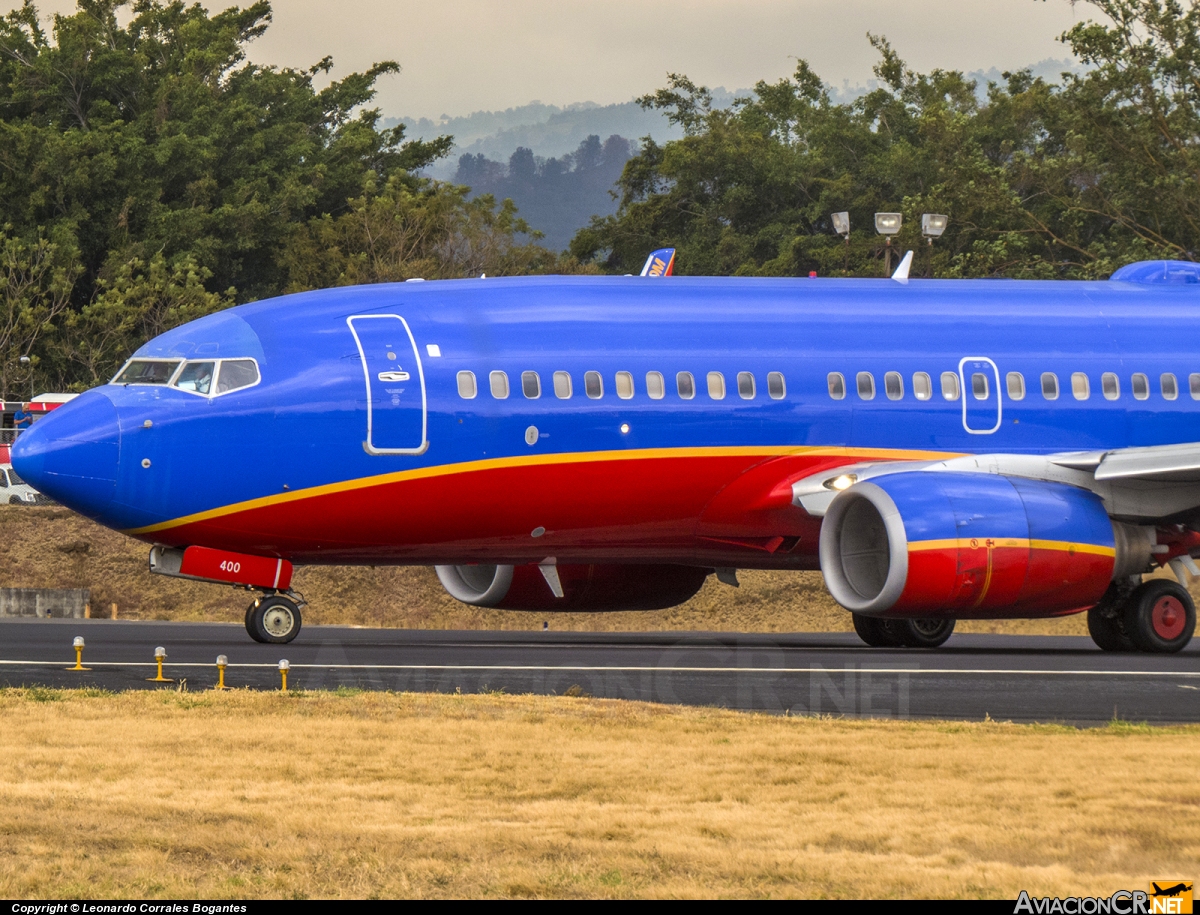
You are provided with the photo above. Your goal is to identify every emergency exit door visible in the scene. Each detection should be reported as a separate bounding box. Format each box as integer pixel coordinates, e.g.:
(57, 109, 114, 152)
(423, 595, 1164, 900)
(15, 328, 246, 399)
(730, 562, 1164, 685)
(958, 356, 1002, 434)
(347, 314, 428, 454)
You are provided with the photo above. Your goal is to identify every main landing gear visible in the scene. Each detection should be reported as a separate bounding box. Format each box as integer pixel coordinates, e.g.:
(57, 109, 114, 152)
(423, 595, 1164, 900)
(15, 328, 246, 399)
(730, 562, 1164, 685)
(245, 592, 304, 644)
(852, 615, 956, 648)
(1088, 579, 1195, 653)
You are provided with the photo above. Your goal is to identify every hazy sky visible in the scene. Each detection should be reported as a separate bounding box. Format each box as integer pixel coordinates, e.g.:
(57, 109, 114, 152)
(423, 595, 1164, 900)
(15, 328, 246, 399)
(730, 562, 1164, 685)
(8, 0, 1091, 119)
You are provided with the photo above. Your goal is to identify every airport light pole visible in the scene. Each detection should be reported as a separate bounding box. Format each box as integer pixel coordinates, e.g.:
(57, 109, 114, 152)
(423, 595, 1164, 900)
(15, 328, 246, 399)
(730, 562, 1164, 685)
(921, 214, 948, 277)
(831, 211, 851, 274)
(874, 213, 902, 276)
(19, 355, 31, 402)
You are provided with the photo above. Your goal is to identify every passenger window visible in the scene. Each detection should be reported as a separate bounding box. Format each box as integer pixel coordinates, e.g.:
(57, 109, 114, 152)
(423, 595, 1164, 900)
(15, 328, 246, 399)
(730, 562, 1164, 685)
(1041, 372, 1059, 400)
(737, 372, 755, 400)
(553, 371, 572, 399)
(1071, 372, 1090, 400)
(971, 373, 989, 401)
(884, 371, 903, 400)
(1102, 372, 1120, 401)
(521, 371, 541, 399)
(113, 360, 180, 385)
(827, 372, 845, 400)
(645, 372, 665, 400)
(489, 371, 509, 399)
(585, 371, 603, 399)
(941, 372, 960, 401)
(174, 361, 215, 395)
(456, 370, 477, 399)
(856, 372, 875, 400)
(913, 372, 932, 401)
(216, 359, 259, 394)
(767, 372, 786, 399)
(707, 372, 726, 400)
(1162, 373, 1179, 400)
(677, 372, 695, 400)
(1132, 373, 1149, 400)
(0, 472, 7, 489)
(615, 371, 634, 399)
(1006, 372, 1025, 401)
(1191, 374, 1200, 400)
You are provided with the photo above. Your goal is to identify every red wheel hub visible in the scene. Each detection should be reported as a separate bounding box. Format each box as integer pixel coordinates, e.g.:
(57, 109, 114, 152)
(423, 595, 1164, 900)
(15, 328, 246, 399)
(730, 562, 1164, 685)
(1151, 596, 1187, 640)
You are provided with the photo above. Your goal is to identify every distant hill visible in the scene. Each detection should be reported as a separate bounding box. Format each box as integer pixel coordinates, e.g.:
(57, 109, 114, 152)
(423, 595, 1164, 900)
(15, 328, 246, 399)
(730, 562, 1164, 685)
(454, 135, 635, 252)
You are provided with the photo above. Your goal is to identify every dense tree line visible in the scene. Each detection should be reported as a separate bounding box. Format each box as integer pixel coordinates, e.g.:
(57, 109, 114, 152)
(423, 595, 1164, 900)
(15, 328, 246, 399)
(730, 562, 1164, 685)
(0, 0, 567, 397)
(455, 135, 634, 250)
(572, 0, 1200, 282)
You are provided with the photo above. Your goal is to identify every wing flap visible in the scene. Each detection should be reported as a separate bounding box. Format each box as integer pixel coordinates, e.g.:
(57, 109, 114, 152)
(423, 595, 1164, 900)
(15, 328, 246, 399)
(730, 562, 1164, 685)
(1092, 442, 1200, 482)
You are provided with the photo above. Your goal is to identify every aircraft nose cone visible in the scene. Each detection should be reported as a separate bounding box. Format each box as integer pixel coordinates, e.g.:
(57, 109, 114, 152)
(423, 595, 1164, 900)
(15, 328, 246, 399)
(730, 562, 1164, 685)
(12, 390, 120, 519)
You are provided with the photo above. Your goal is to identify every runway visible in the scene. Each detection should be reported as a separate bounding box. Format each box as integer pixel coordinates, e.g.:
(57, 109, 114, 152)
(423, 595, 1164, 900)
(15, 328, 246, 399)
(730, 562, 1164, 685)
(1, 618, 1197, 724)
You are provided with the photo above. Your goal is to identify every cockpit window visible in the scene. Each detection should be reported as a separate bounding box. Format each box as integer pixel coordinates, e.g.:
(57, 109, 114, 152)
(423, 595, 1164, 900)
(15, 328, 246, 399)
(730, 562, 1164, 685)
(174, 362, 215, 395)
(113, 360, 180, 385)
(216, 359, 260, 394)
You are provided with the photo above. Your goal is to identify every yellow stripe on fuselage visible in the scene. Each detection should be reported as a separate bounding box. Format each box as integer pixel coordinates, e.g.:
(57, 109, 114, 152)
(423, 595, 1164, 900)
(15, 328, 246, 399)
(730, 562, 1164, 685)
(122, 444, 961, 537)
(908, 537, 1115, 557)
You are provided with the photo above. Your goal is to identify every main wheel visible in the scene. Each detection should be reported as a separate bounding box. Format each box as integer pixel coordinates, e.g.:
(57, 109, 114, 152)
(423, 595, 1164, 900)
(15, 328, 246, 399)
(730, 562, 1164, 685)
(248, 595, 303, 644)
(895, 618, 955, 648)
(1122, 579, 1195, 653)
(1087, 600, 1134, 652)
(852, 614, 906, 647)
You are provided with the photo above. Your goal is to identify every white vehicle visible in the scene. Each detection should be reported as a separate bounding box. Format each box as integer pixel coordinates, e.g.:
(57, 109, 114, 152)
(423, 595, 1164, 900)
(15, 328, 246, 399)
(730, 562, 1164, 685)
(0, 463, 45, 505)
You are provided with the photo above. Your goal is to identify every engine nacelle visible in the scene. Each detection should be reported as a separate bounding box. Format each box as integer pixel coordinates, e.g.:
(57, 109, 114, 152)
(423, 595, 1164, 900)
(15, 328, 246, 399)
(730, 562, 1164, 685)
(819, 472, 1153, 619)
(435, 563, 708, 612)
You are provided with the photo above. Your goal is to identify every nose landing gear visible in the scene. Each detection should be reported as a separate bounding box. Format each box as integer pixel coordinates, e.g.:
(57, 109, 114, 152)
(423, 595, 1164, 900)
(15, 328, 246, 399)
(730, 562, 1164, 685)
(245, 592, 304, 644)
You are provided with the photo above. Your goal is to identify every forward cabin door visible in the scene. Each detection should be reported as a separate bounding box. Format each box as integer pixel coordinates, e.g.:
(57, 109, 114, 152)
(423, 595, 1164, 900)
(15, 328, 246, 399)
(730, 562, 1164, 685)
(958, 356, 1002, 435)
(347, 314, 428, 454)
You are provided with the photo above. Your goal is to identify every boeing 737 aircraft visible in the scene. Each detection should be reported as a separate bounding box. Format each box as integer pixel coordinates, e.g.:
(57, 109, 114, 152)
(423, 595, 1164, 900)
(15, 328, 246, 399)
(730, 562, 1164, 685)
(12, 256, 1200, 652)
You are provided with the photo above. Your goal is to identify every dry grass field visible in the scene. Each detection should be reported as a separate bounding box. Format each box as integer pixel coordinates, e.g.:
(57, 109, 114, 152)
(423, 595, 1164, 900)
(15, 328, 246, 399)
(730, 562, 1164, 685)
(1, 504, 1174, 635)
(0, 688, 1195, 899)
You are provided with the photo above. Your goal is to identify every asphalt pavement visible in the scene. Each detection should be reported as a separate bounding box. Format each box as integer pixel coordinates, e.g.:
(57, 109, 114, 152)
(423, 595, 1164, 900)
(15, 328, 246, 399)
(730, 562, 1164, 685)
(1, 617, 1197, 724)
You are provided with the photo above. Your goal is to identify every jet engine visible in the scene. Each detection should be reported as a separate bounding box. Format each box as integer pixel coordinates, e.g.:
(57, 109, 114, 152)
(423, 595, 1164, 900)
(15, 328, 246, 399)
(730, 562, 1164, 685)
(435, 562, 708, 612)
(819, 472, 1154, 618)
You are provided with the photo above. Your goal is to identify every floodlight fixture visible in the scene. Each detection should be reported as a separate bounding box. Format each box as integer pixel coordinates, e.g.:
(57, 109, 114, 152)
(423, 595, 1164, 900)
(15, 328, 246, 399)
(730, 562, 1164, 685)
(922, 214, 949, 238)
(831, 211, 850, 237)
(874, 213, 902, 235)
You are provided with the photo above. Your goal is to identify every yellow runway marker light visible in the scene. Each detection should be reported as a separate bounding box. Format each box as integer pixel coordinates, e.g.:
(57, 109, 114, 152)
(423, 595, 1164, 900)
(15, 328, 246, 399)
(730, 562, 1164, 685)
(147, 646, 173, 683)
(278, 659, 289, 692)
(215, 655, 229, 690)
(66, 636, 90, 671)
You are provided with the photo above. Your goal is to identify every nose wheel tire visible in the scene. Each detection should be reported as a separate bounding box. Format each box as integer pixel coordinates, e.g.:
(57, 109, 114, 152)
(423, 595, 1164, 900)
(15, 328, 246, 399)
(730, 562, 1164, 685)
(1122, 579, 1195, 653)
(246, 595, 303, 644)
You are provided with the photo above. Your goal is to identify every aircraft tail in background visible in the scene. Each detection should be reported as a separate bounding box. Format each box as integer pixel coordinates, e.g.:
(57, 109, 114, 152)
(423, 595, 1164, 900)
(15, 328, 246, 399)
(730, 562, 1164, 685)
(640, 247, 676, 277)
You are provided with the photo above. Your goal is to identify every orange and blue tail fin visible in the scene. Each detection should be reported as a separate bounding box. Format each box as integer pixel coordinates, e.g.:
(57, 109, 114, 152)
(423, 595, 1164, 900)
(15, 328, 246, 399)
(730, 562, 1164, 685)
(640, 248, 676, 277)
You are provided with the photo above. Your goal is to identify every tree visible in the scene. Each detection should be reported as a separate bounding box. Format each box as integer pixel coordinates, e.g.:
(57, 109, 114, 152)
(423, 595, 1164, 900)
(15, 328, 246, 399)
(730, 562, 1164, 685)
(0, 226, 80, 400)
(281, 173, 561, 290)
